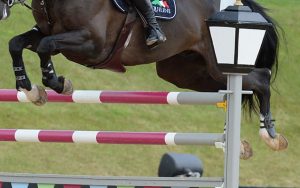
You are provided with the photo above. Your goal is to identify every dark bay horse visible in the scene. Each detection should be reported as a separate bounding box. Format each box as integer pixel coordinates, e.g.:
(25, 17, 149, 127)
(0, 0, 288, 153)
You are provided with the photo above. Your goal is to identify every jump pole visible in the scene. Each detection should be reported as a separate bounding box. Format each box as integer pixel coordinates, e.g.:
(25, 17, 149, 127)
(0, 89, 225, 105)
(0, 130, 224, 146)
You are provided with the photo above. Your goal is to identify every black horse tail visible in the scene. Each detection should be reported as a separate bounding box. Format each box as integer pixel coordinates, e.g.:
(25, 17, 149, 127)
(241, 0, 280, 114)
(242, 0, 280, 74)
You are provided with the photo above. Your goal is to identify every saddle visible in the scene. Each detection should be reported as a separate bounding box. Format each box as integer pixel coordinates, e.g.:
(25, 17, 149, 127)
(89, 0, 176, 73)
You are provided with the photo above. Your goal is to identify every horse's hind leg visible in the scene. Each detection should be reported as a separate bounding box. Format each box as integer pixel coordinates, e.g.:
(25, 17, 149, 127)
(243, 69, 288, 151)
(156, 52, 253, 159)
(9, 27, 47, 106)
(157, 52, 288, 152)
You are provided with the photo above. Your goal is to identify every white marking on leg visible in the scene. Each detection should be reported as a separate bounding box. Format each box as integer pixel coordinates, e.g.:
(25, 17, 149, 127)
(260, 114, 265, 127)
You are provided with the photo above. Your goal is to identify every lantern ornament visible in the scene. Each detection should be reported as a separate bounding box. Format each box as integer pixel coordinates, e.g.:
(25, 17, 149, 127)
(206, 1, 272, 74)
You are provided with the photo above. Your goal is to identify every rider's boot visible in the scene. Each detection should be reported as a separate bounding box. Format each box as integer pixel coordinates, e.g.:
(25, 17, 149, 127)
(131, 0, 166, 46)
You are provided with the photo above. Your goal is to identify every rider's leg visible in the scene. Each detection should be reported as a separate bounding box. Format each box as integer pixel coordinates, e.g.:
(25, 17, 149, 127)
(130, 0, 166, 46)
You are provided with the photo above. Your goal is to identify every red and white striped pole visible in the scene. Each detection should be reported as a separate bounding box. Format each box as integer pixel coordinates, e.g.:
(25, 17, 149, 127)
(0, 89, 225, 105)
(0, 129, 224, 146)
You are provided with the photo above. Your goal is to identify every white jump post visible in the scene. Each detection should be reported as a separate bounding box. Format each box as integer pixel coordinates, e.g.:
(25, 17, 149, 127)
(224, 74, 243, 188)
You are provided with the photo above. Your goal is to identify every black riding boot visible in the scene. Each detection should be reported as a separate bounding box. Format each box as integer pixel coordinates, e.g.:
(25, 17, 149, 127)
(131, 0, 166, 46)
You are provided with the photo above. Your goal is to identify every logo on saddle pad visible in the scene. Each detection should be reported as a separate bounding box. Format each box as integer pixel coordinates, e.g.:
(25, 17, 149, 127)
(152, 0, 171, 14)
(113, 0, 176, 20)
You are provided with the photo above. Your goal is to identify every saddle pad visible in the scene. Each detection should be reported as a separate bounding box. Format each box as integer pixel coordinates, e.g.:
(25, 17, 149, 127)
(113, 0, 176, 20)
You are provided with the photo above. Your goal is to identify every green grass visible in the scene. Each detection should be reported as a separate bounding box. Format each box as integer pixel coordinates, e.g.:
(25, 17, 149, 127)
(0, 0, 300, 187)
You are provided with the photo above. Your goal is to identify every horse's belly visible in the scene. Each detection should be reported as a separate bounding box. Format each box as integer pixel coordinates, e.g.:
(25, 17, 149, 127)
(62, 52, 94, 67)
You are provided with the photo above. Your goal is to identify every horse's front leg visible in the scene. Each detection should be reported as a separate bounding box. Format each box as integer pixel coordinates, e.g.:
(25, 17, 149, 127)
(38, 53, 73, 95)
(9, 27, 47, 106)
(243, 69, 288, 151)
(36, 30, 94, 94)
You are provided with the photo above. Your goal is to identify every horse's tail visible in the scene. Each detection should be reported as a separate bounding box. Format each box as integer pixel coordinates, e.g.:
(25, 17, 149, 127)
(241, 0, 280, 114)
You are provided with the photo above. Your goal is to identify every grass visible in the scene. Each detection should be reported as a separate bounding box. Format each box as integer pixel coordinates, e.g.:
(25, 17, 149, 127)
(0, 0, 300, 187)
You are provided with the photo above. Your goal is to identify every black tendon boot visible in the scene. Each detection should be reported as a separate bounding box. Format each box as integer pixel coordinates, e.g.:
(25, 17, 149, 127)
(131, 0, 166, 46)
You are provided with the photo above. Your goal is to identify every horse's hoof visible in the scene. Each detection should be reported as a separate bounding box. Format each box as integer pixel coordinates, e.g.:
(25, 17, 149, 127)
(21, 85, 48, 106)
(31, 85, 48, 106)
(62, 78, 73, 95)
(277, 134, 289, 150)
(259, 129, 289, 151)
(240, 140, 253, 160)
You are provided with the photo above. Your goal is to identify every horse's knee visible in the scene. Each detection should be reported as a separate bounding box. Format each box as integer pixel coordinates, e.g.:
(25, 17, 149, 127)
(9, 35, 25, 55)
